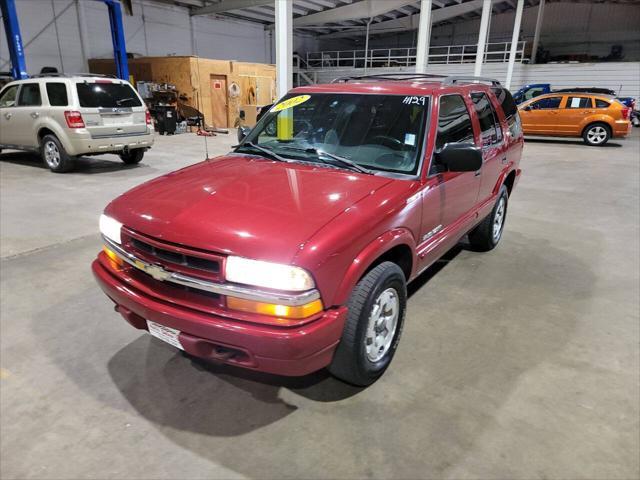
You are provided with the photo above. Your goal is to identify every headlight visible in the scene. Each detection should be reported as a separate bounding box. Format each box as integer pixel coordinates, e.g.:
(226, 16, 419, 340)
(99, 214, 123, 244)
(225, 256, 315, 291)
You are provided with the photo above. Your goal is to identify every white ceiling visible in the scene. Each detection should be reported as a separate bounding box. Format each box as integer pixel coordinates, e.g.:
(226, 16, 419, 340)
(153, 0, 639, 38)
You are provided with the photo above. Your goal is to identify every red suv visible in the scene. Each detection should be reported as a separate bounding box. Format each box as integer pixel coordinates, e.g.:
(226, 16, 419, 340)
(93, 74, 523, 386)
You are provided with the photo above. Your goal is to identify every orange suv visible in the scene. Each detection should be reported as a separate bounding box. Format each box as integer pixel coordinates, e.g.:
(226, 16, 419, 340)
(519, 92, 632, 146)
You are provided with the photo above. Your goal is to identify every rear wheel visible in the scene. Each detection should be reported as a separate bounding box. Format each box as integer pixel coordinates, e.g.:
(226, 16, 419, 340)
(582, 123, 611, 146)
(468, 185, 509, 251)
(329, 262, 406, 386)
(119, 149, 145, 165)
(41, 134, 75, 173)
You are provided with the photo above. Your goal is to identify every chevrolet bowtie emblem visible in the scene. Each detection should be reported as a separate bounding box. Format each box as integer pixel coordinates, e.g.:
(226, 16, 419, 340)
(137, 262, 171, 281)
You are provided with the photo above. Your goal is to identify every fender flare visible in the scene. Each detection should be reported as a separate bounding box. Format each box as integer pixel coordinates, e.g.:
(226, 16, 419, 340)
(36, 123, 72, 153)
(332, 228, 416, 306)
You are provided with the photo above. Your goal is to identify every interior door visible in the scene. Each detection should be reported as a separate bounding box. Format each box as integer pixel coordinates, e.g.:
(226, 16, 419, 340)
(210, 75, 228, 128)
(520, 95, 563, 135)
(0, 84, 20, 145)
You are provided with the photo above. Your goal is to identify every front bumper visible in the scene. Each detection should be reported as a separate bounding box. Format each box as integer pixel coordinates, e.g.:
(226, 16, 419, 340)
(92, 258, 348, 376)
(64, 129, 154, 156)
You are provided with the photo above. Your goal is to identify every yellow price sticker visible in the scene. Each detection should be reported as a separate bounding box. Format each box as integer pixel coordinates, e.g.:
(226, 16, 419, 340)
(271, 95, 311, 113)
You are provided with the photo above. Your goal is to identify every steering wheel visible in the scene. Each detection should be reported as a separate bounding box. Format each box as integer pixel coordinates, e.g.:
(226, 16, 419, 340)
(369, 135, 406, 150)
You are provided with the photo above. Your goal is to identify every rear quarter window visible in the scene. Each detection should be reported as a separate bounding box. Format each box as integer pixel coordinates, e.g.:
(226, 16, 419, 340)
(595, 99, 610, 108)
(491, 87, 518, 120)
(76, 82, 142, 108)
(46, 83, 68, 106)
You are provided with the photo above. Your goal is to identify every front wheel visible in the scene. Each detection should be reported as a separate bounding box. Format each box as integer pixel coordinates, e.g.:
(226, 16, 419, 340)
(582, 123, 611, 146)
(468, 185, 509, 251)
(119, 149, 145, 165)
(41, 134, 75, 173)
(329, 262, 407, 386)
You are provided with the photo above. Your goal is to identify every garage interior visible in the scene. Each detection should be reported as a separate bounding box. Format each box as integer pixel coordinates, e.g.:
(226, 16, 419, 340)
(1, 1, 639, 479)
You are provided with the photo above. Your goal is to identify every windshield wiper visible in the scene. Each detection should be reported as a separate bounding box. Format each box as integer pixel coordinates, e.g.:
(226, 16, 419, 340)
(115, 97, 134, 106)
(234, 142, 292, 163)
(279, 145, 372, 174)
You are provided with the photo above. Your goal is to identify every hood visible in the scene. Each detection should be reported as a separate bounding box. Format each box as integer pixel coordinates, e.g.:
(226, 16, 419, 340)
(106, 154, 393, 264)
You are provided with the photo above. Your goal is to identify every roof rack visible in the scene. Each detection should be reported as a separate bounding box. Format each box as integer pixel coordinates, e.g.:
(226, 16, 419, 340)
(332, 73, 447, 83)
(442, 76, 501, 87)
(331, 73, 501, 87)
(29, 73, 118, 79)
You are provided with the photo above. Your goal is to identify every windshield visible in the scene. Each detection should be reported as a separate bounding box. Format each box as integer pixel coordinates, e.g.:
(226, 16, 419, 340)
(241, 93, 429, 175)
(76, 82, 142, 108)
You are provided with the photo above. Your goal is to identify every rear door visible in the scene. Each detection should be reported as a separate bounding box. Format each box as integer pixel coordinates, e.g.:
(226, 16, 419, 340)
(0, 84, 20, 145)
(559, 96, 594, 134)
(470, 91, 506, 204)
(74, 79, 147, 138)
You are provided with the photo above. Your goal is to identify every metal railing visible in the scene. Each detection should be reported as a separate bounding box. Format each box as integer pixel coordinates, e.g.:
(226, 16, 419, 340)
(301, 41, 527, 70)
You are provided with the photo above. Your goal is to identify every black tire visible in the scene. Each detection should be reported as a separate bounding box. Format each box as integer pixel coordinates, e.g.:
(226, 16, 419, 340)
(40, 134, 75, 173)
(468, 185, 509, 252)
(119, 149, 145, 165)
(329, 261, 407, 386)
(582, 122, 611, 146)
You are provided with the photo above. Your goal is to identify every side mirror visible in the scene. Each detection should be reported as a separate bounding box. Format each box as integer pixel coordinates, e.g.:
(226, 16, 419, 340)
(237, 126, 251, 143)
(436, 143, 482, 172)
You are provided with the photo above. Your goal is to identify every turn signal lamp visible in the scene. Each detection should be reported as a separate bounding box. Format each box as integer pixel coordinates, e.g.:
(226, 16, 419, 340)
(226, 296, 323, 320)
(103, 245, 124, 270)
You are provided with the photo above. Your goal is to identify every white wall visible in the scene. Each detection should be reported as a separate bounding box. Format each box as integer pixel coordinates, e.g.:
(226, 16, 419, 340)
(313, 62, 640, 101)
(316, 2, 640, 62)
(0, 0, 282, 75)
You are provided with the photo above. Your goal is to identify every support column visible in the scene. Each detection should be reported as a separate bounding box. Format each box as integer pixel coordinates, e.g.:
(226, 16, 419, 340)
(275, 0, 293, 98)
(415, 0, 432, 73)
(363, 17, 372, 74)
(505, 0, 524, 89)
(474, 0, 492, 77)
(531, 0, 545, 64)
(76, 0, 90, 70)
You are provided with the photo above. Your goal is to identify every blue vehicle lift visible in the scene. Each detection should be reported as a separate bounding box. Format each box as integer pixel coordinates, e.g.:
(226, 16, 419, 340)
(0, 0, 129, 80)
(0, 0, 28, 79)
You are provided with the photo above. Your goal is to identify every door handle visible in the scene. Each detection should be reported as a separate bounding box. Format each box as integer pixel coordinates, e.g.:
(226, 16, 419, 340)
(31, 112, 40, 118)
(501, 157, 508, 164)
(4, 113, 12, 120)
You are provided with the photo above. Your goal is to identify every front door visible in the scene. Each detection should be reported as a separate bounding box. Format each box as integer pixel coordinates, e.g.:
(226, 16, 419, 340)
(520, 95, 563, 135)
(420, 93, 480, 259)
(9, 82, 43, 148)
(210, 75, 228, 128)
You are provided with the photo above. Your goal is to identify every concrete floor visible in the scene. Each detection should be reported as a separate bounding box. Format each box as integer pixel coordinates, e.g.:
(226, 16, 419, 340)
(1, 130, 639, 480)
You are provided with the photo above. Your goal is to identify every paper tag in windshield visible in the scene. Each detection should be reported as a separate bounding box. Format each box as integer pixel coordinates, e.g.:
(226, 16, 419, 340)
(404, 133, 417, 146)
(272, 95, 311, 113)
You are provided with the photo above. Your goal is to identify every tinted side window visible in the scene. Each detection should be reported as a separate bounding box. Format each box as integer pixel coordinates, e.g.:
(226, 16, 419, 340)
(530, 97, 562, 110)
(0, 85, 19, 107)
(491, 87, 518, 120)
(46, 83, 68, 107)
(566, 96, 592, 109)
(471, 92, 503, 145)
(595, 99, 610, 108)
(435, 95, 474, 151)
(17, 83, 42, 106)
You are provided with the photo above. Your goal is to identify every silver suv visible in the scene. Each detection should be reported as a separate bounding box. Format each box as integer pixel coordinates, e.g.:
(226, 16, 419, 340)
(0, 74, 154, 172)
